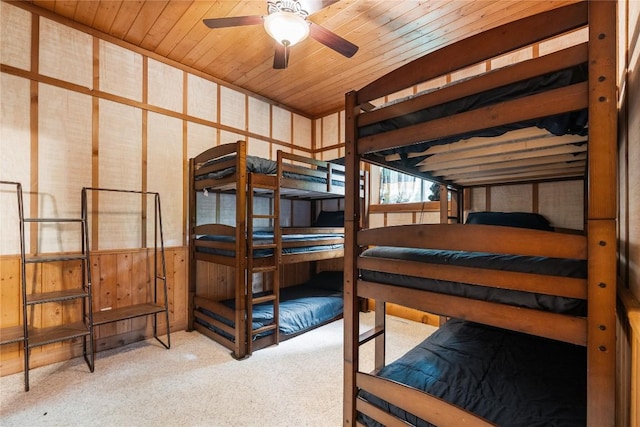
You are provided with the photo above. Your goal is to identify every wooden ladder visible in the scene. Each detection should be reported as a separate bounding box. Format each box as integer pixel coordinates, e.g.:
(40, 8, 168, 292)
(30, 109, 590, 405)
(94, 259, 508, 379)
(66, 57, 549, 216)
(246, 173, 280, 355)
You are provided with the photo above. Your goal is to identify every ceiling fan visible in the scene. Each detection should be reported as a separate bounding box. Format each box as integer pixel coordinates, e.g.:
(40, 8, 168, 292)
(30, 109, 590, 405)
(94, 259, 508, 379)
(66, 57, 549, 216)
(203, 0, 359, 69)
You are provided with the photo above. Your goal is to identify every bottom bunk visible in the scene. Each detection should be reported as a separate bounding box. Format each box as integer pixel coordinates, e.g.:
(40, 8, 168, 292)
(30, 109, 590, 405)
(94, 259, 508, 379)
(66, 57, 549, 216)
(193, 271, 344, 354)
(357, 318, 586, 427)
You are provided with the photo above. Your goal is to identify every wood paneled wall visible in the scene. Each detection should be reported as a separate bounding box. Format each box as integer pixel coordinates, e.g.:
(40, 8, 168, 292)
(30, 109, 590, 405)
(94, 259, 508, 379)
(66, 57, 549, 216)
(0, 247, 187, 376)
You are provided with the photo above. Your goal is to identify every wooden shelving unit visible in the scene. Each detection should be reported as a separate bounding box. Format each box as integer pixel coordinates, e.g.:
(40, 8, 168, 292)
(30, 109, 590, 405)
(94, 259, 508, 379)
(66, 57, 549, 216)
(82, 187, 170, 350)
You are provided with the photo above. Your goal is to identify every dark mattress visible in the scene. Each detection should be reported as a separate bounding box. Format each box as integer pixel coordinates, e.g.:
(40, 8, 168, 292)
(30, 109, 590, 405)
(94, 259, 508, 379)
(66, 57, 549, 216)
(196, 154, 345, 187)
(359, 318, 586, 426)
(195, 272, 344, 340)
(359, 65, 588, 169)
(359, 246, 587, 315)
(196, 230, 344, 258)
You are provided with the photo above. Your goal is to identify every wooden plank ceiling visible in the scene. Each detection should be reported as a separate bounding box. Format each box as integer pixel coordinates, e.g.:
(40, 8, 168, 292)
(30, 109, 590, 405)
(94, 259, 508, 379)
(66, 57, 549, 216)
(21, 0, 579, 118)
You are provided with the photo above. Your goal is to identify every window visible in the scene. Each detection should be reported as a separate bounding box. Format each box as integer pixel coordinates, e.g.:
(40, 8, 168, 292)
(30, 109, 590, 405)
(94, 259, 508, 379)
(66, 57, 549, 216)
(379, 168, 440, 204)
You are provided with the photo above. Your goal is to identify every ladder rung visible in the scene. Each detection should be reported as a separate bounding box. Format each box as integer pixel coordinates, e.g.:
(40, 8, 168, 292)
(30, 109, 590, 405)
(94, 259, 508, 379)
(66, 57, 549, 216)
(252, 294, 276, 305)
(252, 214, 275, 219)
(25, 254, 87, 263)
(252, 324, 277, 336)
(359, 326, 384, 346)
(252, 266, 278, 273)
(24, 218, 84, 223)
(251, 243, 276, 249)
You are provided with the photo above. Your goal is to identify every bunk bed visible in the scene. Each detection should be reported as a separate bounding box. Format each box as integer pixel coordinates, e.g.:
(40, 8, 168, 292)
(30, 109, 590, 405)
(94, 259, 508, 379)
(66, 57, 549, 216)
(189, 141, 365, 359)
(343, 2, 616, 426)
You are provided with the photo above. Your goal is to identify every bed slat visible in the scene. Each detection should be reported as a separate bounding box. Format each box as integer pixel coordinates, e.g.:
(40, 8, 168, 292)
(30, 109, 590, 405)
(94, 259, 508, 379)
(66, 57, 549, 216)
(357, 256, 587, 299)
(358, 224, 587, 259)
(356, 373, 496, 427)
(358, 280, 587, 346)
(358, 82, 588, 155)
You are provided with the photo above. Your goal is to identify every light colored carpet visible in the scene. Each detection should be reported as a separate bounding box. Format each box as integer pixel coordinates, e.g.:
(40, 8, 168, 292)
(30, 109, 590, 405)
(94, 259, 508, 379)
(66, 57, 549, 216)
(0, 313, 436, 427)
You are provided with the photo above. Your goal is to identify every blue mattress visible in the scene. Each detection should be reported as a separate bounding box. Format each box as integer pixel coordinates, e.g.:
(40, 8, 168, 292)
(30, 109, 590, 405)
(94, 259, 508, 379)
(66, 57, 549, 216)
(195, 271, 344, 340)
(359, 319, 586, 426)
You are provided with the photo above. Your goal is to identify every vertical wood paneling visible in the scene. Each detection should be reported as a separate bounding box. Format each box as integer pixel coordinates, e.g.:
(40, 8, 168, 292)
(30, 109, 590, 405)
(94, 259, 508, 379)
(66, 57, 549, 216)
(115, 252, 133, 334)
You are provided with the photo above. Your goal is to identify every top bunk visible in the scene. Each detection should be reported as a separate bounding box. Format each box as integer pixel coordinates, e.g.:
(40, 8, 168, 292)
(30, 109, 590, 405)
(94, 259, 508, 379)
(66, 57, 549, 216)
(190, 140, 365, 200)
(345, 1, 603, 189)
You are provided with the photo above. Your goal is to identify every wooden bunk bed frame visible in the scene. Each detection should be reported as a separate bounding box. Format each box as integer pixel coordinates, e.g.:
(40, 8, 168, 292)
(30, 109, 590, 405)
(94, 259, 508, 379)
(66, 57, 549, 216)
(343, 2, 616, 426)
(188, 140, 364, 359)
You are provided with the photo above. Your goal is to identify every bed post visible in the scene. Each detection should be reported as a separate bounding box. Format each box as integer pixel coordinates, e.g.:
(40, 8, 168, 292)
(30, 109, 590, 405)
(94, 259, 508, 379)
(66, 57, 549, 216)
(188, 158, 196, 331)
(586, 1, 617, 426)
(344, 90, 360, 426)
(235, 140, 249, 359)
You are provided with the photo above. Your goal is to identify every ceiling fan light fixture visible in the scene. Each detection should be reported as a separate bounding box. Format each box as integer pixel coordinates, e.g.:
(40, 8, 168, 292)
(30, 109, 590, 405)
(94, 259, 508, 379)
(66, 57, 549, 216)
(263, 12, 309, 46)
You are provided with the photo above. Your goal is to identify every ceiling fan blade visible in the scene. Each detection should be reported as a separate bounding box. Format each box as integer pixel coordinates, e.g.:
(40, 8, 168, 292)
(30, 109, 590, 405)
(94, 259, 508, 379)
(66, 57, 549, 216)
(308, 22, 358, 58)
(273, 43, 289, 69)
(203, 15, 264, 29)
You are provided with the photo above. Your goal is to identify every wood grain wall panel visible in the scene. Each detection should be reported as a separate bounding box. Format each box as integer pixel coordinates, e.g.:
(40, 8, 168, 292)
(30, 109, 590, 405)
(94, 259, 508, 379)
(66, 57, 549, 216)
(490, 184, 532, 213)
(219, 86, 245, 130)
(115, 252, 133, 334)
(386, 212, 415, 227)
(0, 2, 31, 70)
(539, 180, 584, 230)
(146, 112, 183, 247)
(37, 84, 91, 253)
(99, 39, 142, 101)
(248, 96, 270, 137)
(98, 100, 142, 250)
(38, 17, 92, 88)
(272, 105, 291, 144)
(187, 73, 217, 122)
(0, 74, 31, 255)
(146, 58, 182, 113)
(293, 113, 312, 150)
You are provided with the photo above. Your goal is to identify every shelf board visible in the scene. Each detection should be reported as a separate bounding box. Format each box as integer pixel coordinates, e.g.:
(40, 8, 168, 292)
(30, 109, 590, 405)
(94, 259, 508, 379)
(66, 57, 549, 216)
(26, 288, 89, 305)
(0, 325, 25, 345)
(27, 322, 90, 348)
(24, 218, 83, 223)
(25, 253, 86, 263)
(93, 303, 167, 326)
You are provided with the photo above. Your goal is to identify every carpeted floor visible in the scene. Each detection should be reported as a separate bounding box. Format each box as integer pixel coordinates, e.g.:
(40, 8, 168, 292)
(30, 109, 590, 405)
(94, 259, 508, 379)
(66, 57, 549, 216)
(0, 313, 436, 427)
